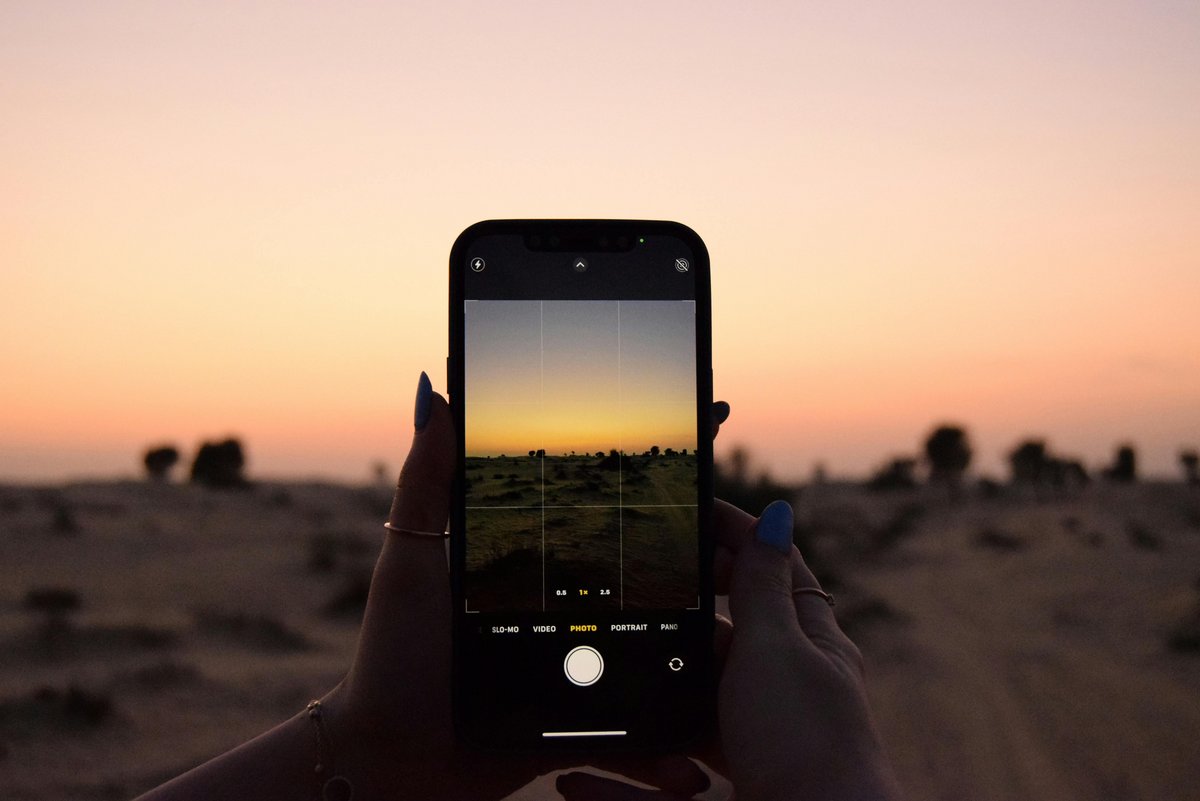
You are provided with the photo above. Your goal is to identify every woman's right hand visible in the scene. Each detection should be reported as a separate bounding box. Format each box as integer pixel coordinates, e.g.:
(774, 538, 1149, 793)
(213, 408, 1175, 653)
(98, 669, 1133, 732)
(559, 498, 902, 801)
(712, 498, 902, 801)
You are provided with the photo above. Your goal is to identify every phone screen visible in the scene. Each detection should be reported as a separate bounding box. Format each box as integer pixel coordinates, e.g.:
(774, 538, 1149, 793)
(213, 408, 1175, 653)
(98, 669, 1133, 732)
(449, 221, 714, 750)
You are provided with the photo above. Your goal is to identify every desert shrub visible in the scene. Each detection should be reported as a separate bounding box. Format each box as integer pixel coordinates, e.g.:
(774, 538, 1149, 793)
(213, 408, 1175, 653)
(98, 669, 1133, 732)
(1046, 458, 1090, 489)
(1102, 444, 1137, 483)
(1009, 440, 1048, 485)
(23, 685, 115, 727)
(866, 458, 917, 492)
(24, 587, 82, 615)
(924, 424, 972, 487)
(977, 476, 1004, 499)
(1126, 521, 1161, 551)
(976, 527, 1024, 551)
(1008, 440, 1089, 494)
(142, 445, 180, 482)
(36, 493, 80, 534)
(128, 661, 201, 690)
(1181, 449, 1199, 485)
(190, 438, 248, 488)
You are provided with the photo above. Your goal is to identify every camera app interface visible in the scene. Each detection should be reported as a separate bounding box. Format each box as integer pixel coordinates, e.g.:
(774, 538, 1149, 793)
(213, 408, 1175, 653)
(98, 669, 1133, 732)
(464, 299, 699, 612)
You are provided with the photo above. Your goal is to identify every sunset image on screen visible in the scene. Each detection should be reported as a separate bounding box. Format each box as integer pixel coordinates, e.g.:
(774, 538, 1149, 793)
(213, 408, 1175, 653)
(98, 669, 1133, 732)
(463, 300, 699, 612)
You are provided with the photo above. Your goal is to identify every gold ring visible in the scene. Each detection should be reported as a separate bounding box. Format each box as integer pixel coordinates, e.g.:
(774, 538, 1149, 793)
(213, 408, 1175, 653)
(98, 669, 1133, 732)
(791, 587, 835, 607)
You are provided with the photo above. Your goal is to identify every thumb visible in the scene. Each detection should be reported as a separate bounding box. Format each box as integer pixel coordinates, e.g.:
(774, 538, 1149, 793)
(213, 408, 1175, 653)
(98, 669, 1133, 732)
(727, 500, 803, 639)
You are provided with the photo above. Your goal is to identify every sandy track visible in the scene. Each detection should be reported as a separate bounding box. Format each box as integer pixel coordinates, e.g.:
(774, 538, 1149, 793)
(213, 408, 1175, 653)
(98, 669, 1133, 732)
(854, 489, 1200, 801)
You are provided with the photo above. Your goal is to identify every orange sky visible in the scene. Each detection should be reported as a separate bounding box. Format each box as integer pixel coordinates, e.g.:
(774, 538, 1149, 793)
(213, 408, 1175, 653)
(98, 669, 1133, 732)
(2, 2, 1198, 482)
(465, 300, 697, 456)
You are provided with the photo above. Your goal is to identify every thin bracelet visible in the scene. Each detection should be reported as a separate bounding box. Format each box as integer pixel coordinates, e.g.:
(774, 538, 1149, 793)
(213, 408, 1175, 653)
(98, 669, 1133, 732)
(383, 521, 450, 538)
(306, 700, 354, 801)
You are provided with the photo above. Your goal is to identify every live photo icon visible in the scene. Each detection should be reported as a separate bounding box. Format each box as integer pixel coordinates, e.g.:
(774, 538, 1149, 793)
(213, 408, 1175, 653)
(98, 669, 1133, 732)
(674, 258, 690, 273)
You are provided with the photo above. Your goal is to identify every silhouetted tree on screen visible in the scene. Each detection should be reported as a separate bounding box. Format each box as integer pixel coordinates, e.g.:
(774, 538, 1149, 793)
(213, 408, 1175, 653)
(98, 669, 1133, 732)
(1102, 444, 1137, 483)
(191, 438, 248, 489)
(143, 445, 180, 482)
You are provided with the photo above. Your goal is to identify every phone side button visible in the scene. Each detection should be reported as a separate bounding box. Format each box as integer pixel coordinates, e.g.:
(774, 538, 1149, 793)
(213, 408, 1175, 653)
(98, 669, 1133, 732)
(563, 645, 604, 687)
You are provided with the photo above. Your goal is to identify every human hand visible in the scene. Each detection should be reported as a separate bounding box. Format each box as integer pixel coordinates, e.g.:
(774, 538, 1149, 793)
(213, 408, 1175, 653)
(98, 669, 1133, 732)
(321, 373, 716, 800)
(559, 496, 902, 801)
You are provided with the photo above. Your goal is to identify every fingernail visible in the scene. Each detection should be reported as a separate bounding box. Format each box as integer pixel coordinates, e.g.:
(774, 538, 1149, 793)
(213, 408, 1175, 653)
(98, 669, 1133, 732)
(712, 400, 731, 425)
(414, 371, 432, 431)
(756, 500, 794, 554)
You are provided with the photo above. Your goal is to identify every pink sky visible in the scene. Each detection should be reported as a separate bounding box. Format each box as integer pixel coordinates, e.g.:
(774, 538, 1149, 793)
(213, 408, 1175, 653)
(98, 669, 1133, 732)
(2, 1, 1197, 482)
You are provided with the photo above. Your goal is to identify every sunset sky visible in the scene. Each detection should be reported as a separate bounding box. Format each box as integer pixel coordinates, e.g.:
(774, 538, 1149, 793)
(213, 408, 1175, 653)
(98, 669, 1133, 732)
(1, 2, 1197, 482)
(465, 300, 697, 456)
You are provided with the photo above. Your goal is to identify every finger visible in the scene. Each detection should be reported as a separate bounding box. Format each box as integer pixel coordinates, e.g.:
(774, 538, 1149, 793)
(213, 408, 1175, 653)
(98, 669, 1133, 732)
(786, 549, 842, 641)
(347, 373, 455, 727)
(710, 400, 730, 441)
(716, 499, 844, 638)
(584, 755, 709, 798)
(727, 501, 806, 640)
(713, 499, 757, 553)
(556, 771, 693, 801)
(388, 371, 454, 538)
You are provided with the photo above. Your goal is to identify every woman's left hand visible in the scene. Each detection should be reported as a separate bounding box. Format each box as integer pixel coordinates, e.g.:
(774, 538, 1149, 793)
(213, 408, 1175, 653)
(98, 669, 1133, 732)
(322, 373, 712, 800)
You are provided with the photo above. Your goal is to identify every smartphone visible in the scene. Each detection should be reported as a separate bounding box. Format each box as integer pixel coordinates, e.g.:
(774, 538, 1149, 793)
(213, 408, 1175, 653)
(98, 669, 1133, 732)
(448, 220, 715, 751)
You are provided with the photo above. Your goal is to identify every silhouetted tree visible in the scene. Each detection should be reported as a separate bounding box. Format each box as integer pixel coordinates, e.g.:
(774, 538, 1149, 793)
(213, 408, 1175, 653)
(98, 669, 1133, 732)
(1009, 440, 1047, 485)
(143, 445, 180, 482)
(1046, 458, 1090, 490)
(595, 451, 604, 459)
(650, 445, 660, 457)
(924, 425, 971, 486)
(1102, 444, 1137, 483)
(535, 449, 546, 458)
(727, 446, 750, 485)
(867, 458, 917, 492)
(1180, 449, 1199, 485)
(190, 438, 248, 489)
(528, 450, 535, 458)
(664, 447, 677, 457)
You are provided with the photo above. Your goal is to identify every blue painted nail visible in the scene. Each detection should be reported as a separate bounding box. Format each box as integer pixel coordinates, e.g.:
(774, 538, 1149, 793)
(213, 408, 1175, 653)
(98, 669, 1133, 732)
(712, 401, 731, 425)
(414, 371, 433, 431)
(756, 500, 794, 554)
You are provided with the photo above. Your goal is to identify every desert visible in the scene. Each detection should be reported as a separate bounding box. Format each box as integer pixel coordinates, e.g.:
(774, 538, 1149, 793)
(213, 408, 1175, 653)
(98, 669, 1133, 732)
(2, 473, 1198, 800)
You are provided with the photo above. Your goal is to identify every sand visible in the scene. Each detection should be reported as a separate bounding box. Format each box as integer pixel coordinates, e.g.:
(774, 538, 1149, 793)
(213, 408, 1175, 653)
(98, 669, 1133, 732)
(1, 479, 1198, 800)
